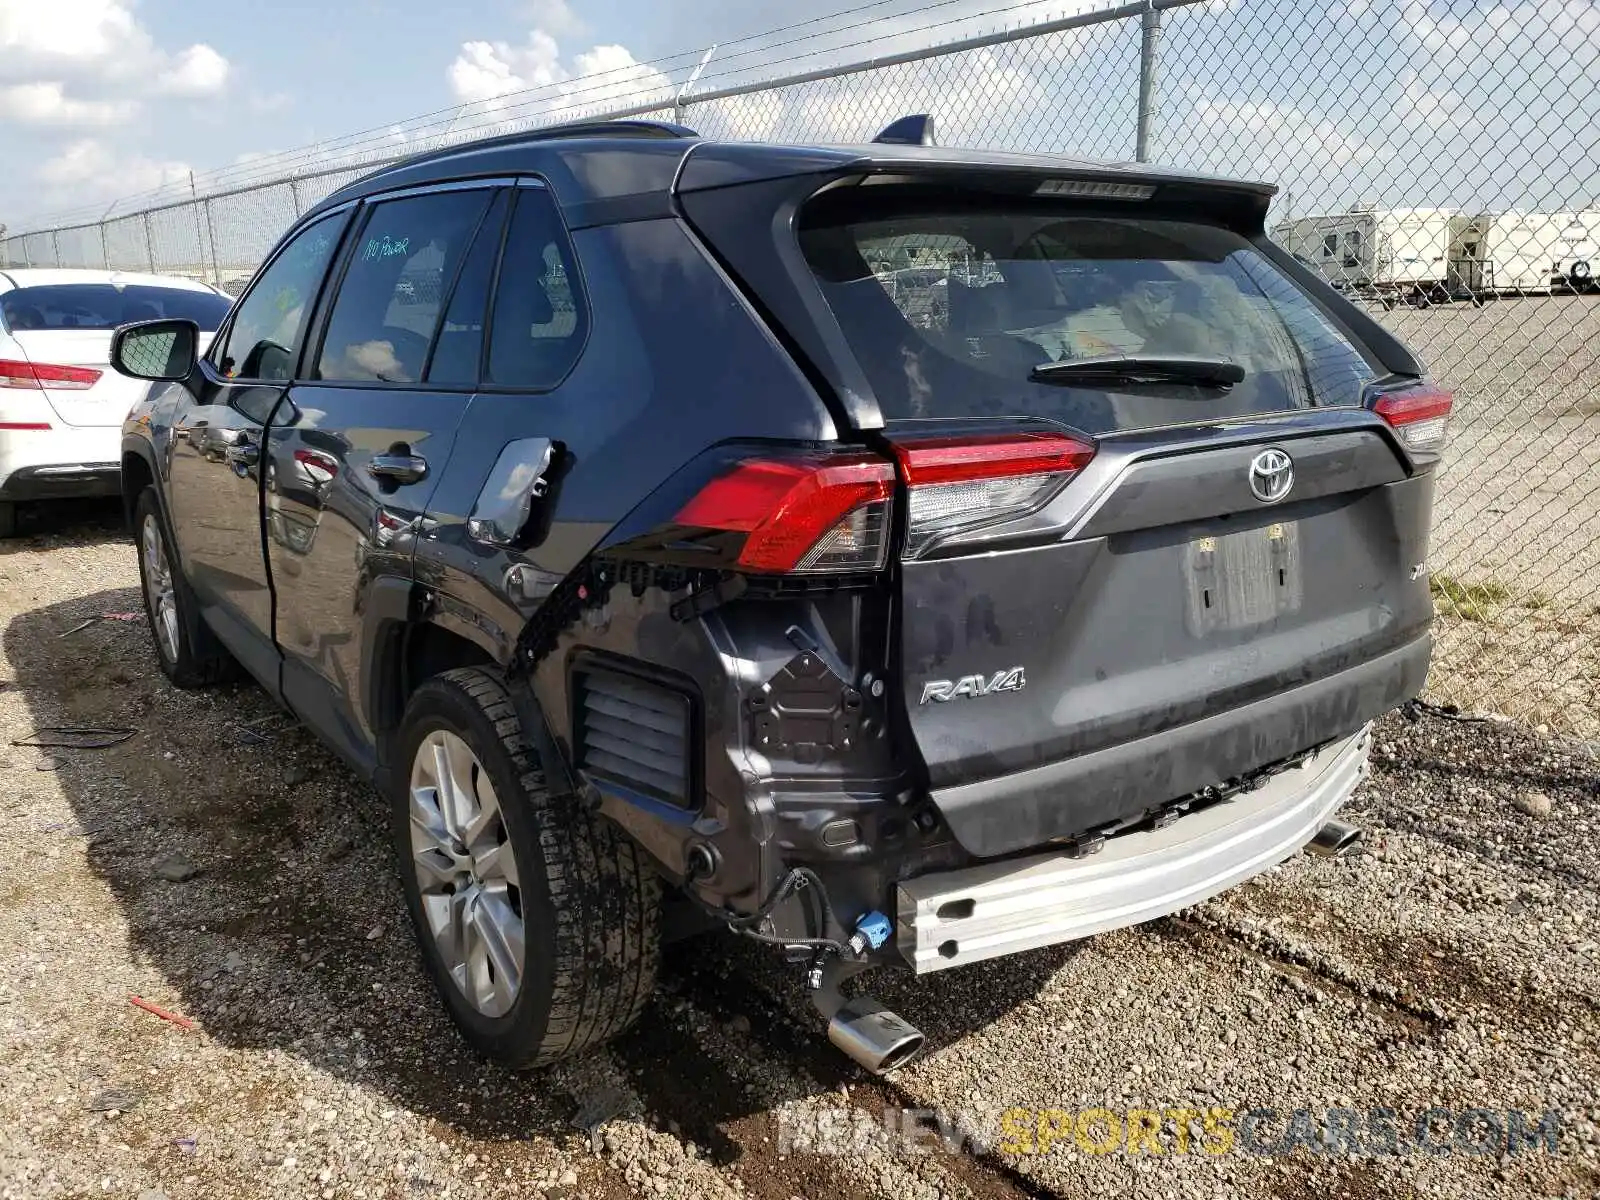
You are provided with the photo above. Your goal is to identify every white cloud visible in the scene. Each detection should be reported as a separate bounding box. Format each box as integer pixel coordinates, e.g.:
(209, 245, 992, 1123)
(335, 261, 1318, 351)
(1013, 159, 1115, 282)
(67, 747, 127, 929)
(445, 21, 677, 135)
(0, 82, 132, 126)
(1398, 0, 1600, 57)
(0, 0, 230, 130)
(449, 34, 563, 103)
(444, 0, 1116, 144)
(157, 44, 230, 97)
(0, 0, 139, 65)
(36, 138, 193, 200)
(1190, 99, 1386, 172)
(1396, 71, 1463, 131)
(521, 0, 583, 39)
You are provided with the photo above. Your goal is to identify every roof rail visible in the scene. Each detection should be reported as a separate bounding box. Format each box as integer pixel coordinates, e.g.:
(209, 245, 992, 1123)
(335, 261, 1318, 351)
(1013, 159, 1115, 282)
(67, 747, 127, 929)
(356, 118, 701, 181)
(522, 118, 699, 143)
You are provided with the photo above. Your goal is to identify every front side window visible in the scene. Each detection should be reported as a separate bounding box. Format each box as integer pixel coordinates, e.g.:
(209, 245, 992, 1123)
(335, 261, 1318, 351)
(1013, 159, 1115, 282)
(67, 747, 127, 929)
(317, 189, 492, 384)
(485, 187, 587, 389)
(799, 197, 1379, 435)
(214, 213, 344, 381)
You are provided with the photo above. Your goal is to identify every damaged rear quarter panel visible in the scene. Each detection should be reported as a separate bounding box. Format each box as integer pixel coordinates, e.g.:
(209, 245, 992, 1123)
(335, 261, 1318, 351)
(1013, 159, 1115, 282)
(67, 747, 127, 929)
(411, 214, 839, 890)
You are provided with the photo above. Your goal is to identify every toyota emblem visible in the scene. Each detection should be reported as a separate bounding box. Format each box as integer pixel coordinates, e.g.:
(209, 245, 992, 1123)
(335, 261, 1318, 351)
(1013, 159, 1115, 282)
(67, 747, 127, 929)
(1248, 448, 1294, 504)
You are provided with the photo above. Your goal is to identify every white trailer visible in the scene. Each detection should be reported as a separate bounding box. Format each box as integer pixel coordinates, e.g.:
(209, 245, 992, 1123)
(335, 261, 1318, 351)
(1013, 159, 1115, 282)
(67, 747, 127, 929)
(1448, 211, 1600, 295)
(1273, 207, 1459, 304)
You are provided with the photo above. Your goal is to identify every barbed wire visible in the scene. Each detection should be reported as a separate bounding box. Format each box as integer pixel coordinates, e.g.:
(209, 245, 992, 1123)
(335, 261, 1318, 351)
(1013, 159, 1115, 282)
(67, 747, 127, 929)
(3, 0, 1125, 232)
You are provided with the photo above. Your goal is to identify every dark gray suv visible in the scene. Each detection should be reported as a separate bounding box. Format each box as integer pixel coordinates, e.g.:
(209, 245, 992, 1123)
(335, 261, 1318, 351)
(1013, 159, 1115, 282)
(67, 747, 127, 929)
(113, 118, 1445, 1074)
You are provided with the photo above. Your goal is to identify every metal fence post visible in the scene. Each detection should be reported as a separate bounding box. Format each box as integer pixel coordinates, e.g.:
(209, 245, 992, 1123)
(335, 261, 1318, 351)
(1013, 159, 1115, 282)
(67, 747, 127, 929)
(189, 172, 211, 283)
(142, 212, 157, 272)
(203, 198, 222, 289)
(1136, 0, 1162, 162)
(52, 230, 61, 267)
(290, 178, 303, 218)
(675, 44, 718, 126)
(99, 223, 111, 269)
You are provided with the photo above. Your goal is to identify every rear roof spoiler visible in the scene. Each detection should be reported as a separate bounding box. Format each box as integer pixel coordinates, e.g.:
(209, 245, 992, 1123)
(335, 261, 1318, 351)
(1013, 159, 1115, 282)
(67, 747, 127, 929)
(677, 143, 1277, 236)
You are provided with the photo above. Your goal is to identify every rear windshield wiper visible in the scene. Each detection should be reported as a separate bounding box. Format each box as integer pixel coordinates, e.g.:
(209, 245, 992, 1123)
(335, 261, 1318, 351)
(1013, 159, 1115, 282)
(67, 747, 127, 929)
(1030, 354, 1245, 389)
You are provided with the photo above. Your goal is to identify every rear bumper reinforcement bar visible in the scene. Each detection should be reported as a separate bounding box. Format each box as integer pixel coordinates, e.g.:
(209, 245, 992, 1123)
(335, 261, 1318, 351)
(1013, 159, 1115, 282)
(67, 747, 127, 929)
(896, 724, 1371, 973)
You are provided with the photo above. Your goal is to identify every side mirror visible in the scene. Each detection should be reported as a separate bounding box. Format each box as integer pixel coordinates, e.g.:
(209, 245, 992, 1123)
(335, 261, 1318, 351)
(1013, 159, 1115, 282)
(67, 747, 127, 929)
(111, 319, 199, 382)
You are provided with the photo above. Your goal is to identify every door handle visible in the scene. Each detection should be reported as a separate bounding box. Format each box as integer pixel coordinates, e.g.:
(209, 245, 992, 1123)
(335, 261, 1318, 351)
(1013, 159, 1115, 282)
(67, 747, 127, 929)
(224, 441, 259, 467)
(367, 453, 428, 485)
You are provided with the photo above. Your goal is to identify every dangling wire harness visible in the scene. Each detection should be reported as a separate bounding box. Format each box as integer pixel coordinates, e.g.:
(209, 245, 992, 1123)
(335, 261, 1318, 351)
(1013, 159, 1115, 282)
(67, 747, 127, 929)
(681, 857, 847, 955)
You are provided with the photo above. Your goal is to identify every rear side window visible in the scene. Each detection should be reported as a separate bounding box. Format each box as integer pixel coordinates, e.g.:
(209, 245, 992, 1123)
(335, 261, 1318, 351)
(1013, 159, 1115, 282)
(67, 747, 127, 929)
(317, 189, 492, 384)
(485, 187, 586, 389)
(215, 213, 344, 381)
(1, 283, 229, 332)
(799, 199, 1378, 436)
(424, 191, 510, 387)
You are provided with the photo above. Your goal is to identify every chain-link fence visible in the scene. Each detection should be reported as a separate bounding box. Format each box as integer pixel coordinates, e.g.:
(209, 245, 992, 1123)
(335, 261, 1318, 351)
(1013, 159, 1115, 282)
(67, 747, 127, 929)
(3, 0, 1597, 732)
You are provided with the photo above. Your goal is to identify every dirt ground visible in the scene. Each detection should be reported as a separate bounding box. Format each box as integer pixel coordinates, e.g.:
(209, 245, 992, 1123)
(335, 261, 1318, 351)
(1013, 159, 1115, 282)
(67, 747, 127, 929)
(1, 502, 1598, 1200)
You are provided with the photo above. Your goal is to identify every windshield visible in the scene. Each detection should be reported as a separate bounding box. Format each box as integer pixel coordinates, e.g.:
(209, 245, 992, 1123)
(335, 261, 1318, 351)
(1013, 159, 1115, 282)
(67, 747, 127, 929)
(1, 283, 230, 333)
(798, 199, 1379, 435)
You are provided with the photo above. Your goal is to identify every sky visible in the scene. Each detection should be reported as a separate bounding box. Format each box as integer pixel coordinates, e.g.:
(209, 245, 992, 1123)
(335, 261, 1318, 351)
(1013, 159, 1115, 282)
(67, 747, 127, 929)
(1, 0, 1598, 237)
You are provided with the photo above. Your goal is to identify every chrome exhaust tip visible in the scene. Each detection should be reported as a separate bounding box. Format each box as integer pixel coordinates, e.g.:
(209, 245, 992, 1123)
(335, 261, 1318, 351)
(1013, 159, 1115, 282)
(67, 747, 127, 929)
(826, 996, 926, 1074)
(1307, 819, 1363, 858)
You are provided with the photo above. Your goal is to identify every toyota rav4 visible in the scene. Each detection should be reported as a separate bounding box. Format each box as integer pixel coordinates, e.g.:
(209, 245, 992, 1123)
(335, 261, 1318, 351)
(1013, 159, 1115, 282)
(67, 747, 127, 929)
(114, 118, 1443, 1074)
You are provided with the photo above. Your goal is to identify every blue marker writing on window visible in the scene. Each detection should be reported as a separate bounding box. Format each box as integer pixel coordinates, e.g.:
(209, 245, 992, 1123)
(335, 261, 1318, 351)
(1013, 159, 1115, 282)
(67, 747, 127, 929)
(361, 235, 411, 262)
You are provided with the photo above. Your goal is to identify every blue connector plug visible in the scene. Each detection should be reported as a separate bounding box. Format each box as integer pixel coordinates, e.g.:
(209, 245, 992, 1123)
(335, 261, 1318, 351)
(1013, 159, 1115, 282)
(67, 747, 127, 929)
(848, 910, 893, 957)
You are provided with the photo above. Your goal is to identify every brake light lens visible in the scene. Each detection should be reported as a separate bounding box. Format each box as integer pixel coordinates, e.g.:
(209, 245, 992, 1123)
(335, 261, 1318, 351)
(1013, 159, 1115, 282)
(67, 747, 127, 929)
(1373, 384, 1452, 455)
(892, 432, 1096, 556)
(676, 453, 895, 573)
(0, 359, 102, 391)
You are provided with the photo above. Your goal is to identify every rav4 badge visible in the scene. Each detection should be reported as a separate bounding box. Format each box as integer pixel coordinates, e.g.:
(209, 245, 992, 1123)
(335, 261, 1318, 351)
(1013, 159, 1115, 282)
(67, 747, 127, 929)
(920, 667, 1026, 704)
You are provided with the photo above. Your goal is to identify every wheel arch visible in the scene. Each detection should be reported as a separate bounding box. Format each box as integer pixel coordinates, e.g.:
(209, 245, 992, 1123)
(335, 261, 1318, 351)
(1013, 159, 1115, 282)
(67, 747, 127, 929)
(120, 445, 158, 528)
(365, 579, 582, 803)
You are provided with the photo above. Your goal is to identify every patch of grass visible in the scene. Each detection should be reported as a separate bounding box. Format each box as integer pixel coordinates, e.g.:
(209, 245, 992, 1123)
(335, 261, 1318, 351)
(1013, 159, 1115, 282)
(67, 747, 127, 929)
(1430, 573, 1511, 622)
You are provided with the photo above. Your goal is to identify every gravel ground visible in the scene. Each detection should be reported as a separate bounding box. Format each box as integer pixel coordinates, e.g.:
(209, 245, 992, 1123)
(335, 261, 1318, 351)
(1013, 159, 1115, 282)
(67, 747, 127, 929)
(2, 503, 1598, 1200)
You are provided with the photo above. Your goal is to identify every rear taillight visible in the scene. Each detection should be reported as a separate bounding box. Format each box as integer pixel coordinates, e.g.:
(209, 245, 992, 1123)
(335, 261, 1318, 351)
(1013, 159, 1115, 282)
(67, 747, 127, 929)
(675, 453, 895, 573)
(1373, 384, 1452, 455)
(892, 432, 1096, 557)
(0, 359, 102, 391)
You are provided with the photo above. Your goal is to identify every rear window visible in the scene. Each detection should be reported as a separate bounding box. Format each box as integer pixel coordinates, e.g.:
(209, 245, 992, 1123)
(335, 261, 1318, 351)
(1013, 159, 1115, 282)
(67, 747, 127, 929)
(0, 283, 230, 332)
(798, 199, 1378, 435)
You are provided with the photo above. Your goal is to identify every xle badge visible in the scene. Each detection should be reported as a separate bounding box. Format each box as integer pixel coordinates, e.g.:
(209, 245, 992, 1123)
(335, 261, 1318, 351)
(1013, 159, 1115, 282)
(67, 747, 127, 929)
(920, 667, 1026, 704)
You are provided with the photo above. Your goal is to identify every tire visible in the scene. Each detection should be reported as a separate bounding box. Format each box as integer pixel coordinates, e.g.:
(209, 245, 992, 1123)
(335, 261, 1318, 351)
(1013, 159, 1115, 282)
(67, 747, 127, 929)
(392, 666, 660, 1069)
(0, 500, 16, 539)
(133, 487, 239, 688)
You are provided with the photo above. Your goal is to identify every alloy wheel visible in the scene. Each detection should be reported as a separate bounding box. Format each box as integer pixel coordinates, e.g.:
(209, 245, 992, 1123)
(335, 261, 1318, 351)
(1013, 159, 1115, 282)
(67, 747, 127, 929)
(408, 729, 525, 1018)
(141, 513, 180, 664)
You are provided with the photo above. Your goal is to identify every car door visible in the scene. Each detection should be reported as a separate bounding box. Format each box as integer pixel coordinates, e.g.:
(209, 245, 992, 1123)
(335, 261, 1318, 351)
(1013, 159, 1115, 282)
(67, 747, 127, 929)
(165, 210, 349, 684)
(265, 182, 508, 770)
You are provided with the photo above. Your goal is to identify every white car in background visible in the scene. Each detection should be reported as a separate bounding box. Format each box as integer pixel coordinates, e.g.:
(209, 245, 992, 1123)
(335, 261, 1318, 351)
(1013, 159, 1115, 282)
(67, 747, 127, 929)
(0, 268, 231, 537)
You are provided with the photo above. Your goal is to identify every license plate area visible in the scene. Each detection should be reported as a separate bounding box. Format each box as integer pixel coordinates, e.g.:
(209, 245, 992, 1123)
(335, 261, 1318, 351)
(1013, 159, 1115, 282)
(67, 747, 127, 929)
(1184, 521, 1302, 634)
